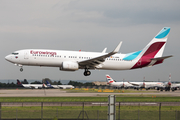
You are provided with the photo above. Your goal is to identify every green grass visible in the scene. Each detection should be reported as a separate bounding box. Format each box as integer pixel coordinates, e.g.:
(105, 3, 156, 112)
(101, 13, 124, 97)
(0, 96, 180, 102)
(2, 106, 180, 120)
(0, 90, 179, 119)
(3, 106, 180, 111)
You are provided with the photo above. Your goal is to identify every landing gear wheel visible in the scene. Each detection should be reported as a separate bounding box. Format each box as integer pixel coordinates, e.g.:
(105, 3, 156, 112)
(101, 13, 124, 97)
(86, 71, 91, 75)
(83, 69, 91, 76)
(20, 68, 23, 72)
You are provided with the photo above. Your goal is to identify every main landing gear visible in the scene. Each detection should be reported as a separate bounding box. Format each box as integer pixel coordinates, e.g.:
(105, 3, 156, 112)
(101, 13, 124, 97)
(20, 67, 23, 72)
(84, 68, 91, 76)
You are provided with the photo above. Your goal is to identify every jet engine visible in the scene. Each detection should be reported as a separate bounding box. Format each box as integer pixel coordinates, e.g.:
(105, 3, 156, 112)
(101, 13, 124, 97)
(60, 61, 79, 71)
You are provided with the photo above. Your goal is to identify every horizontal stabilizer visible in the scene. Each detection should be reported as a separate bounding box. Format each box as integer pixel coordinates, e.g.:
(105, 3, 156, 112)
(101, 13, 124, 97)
(151, 55, 173, 61)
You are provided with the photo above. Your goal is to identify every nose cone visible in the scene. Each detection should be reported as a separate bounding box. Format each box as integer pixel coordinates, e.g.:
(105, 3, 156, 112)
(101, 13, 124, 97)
(5, 55, 11, 62)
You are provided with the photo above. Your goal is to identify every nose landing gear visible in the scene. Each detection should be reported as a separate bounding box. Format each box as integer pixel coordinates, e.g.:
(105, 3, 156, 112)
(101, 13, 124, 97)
(84, 68, 91, 76)
(20, 67, 23, 72)
(16, 64, 23, 72)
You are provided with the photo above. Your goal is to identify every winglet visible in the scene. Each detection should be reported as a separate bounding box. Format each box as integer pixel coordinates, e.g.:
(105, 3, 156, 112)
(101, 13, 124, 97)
(113, 41, 122, 53)
(102, 48, 107, 53)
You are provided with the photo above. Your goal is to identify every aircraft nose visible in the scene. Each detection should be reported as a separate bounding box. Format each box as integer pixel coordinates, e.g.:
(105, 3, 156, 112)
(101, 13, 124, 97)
(5, 55, 11, 61)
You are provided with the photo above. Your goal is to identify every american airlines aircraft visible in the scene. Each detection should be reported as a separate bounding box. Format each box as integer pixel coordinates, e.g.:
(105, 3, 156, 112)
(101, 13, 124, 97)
(5, 27, 172, 76)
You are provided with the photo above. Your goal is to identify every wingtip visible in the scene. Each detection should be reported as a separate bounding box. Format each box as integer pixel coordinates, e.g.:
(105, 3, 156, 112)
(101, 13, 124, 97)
(113, 41, 122, 53)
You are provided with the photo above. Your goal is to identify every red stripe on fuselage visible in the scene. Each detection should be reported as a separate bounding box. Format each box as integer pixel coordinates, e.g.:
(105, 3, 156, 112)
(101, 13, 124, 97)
(132, 42, 165, 69)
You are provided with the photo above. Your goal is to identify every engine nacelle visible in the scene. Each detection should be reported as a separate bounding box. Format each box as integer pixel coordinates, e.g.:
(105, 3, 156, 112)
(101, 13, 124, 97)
(60, 61, 79, 71)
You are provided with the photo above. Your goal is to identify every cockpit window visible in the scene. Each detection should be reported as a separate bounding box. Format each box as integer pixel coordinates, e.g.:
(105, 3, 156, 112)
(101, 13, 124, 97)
(12, 53, 19, 55)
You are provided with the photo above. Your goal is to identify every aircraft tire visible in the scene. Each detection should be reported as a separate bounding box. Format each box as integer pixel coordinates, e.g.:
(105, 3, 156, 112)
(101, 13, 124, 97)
(20, 68, 23, 72)
(84, 71, 91, 76)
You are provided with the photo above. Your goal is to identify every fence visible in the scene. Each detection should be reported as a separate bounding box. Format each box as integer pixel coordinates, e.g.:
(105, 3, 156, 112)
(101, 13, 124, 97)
(0, 102, 180, 120)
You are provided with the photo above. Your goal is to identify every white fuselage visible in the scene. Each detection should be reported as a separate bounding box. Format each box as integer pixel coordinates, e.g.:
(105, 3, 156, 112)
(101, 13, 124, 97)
(22, 84, 45, 89)
(5, 27, 172, 76)
(5, 49, 137, 70)
(110, 81, 164, 89)
(110, 82, 134, 88)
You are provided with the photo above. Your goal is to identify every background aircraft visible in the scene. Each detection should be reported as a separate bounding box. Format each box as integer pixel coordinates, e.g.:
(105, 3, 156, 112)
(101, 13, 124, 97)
(17, 79, 46, 89)
(106, 75, 133, 89)
(128, 81, 164, 90)
(157, 74, 180, 91)
(5, 27, 172, 76)
(45, 80, 74, 89)
(106, 75, 166, 90)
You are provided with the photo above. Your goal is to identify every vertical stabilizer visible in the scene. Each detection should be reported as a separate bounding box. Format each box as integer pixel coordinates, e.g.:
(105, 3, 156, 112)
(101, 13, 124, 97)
(17, 79, 23, 87)
(106, 75, 115, 84)
(132, 27, 170, 69)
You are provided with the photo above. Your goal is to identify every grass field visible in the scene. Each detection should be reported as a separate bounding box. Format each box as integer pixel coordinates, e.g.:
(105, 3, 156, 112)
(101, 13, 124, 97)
(1, 106, 180, 120)
(2, 105, 180, 111)
(0, 95, 180, 120)
(0, 96, 180, 102)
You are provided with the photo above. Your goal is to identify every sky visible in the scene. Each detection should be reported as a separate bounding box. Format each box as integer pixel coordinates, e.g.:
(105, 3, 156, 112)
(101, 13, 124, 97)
(0, 0, 180, 82)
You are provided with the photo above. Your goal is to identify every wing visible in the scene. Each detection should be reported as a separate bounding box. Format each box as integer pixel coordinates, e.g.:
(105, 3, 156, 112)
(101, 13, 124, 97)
(128, 82, 140, 86)
(78, 42, 122, 69)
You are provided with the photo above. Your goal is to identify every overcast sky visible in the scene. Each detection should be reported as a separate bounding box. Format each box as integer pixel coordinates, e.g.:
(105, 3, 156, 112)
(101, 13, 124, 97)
(0, 0, 180, 82)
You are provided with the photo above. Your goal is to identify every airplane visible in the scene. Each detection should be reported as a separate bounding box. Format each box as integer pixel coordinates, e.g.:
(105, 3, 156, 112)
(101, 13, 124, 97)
(58, 84, 74, 89)
(106, 74, 164, 90)
(5, 27, 172, 76)
(163, 74, 172, 91)
(127, 77, 164, 90)
(128, 81, 164, 90)
(106, 75, 133, 89)
(157, 74, 179, 91)
(45, 80, 55, 88)
(45, 80, 74, 89)
(17, 79, 46, 89)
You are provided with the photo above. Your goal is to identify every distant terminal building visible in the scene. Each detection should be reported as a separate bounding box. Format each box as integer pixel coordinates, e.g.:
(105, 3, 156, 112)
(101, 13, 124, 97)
(92, 81, 107, 86)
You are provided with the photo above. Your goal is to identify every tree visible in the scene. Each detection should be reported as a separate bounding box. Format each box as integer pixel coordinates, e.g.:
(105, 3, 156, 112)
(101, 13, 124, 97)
(68, 81, 83, 86)
(21, 79, 28, 84)
(31, 81, 42, 84)
(57, 81, 62, 85)
(84, 82, 93, 86)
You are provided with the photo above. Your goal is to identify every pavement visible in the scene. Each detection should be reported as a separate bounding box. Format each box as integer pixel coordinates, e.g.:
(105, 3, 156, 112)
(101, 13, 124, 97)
(0, 89, 180, 97)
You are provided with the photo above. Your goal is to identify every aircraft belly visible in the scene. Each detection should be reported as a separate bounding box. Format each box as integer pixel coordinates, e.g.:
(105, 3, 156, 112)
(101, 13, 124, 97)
(101, 61, 135, 70)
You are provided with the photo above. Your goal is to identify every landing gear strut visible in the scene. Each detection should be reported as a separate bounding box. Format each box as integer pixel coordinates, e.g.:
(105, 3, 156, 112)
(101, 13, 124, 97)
(84, 68, 91, 76)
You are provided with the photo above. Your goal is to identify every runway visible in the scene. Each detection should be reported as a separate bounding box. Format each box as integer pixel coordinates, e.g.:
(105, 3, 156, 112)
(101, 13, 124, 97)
(0, 89, 180, 97)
